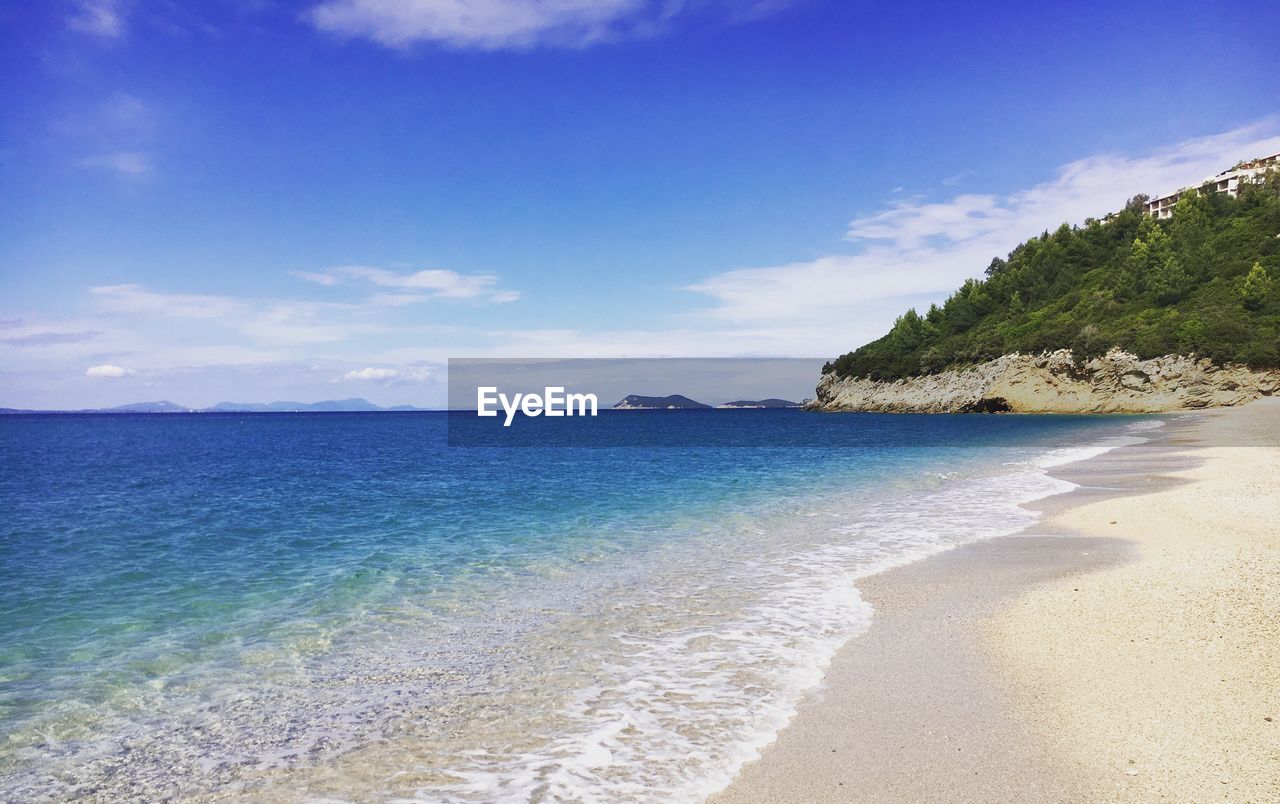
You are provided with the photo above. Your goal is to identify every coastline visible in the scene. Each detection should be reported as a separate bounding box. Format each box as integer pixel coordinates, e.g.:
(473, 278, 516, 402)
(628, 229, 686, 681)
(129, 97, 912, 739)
(808, 350, 1280, 415)
(713, 398, 1279, 801)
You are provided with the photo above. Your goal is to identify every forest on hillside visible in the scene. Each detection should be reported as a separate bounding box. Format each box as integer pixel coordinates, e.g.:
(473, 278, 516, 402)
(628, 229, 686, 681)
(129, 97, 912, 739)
(825, 173, 1280, 380)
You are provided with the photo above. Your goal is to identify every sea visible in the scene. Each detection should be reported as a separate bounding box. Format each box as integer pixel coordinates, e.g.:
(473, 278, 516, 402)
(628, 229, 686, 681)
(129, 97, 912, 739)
(0, 410, 1159, 801)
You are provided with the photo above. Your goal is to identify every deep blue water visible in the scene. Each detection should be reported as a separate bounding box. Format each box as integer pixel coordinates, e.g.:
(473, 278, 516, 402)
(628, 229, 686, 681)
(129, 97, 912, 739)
(0, 410, 1149, 800)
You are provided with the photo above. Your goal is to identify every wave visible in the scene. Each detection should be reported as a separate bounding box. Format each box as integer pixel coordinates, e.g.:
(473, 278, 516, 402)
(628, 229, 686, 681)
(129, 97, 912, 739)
(1, 418, 1161, 802)
(413, 419, 1162, 802)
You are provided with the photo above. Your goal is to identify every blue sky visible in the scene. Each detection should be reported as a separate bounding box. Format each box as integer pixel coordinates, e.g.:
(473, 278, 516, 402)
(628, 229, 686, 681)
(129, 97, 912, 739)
(2, 0, 1278, 408)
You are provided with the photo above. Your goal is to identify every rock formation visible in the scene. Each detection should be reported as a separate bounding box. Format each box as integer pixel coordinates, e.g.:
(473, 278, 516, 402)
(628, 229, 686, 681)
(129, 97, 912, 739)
(807, 349, 1280, 413)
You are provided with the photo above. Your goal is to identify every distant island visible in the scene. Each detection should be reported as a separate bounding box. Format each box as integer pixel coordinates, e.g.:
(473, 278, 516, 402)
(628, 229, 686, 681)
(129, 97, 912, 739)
(611, 395, 802, 409)
(204, 399, 424, 413)
(0, 398, 429, 414)
(716, 399, 802, 409)
(612, 394, 712, 410)
(811, 157, 1280, 413)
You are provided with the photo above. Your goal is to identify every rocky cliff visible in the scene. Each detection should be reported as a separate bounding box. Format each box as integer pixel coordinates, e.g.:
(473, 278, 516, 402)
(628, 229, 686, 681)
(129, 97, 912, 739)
(807, 350, 1280, 414)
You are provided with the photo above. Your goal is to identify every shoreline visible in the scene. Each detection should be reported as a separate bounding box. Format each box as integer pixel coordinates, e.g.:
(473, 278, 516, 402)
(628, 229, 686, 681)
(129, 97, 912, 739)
(712, 399, 1279, 801)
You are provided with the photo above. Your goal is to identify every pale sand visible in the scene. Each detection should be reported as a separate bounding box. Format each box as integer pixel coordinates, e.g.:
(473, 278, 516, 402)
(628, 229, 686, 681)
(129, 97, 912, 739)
(986, 399, 1280, 801)
(714, 398, 1280, 802)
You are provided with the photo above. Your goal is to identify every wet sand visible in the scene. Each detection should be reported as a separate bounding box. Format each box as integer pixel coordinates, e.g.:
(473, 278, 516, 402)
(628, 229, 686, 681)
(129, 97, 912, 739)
(714, 399, 1280, 802)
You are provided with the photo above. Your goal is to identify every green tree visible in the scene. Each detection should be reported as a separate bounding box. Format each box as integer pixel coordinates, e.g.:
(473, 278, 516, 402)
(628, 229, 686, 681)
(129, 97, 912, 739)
(1240, 262, 1275, 311)
(1148, 254, 1192, 306)
(1115, 237, 1148, 299)
(890, 309, 926, 351)
(1124, 194, 1150, 213)
(1127, 226, 1193, 305)
(1168, 191, 1213, 278)
(1143, 223, 1174, 263)
(1240, 326, 1279, 366)
(1176, 316, 1207, 353)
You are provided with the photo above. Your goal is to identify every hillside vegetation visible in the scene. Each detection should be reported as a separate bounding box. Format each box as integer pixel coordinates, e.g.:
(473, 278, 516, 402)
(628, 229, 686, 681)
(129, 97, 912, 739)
(825, 173, 1280, 381)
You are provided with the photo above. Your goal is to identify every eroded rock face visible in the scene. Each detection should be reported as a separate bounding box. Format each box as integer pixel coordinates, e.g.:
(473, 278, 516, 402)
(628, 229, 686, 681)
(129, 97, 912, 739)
(807, 350, 1280, 414)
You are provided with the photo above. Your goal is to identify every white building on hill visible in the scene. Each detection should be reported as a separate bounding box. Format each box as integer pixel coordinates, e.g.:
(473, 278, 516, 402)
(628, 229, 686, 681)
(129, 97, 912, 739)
(1145, 152, 1280, 219)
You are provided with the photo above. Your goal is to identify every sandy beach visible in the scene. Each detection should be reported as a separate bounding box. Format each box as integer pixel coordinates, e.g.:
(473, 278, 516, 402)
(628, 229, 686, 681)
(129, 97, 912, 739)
(714, 398, 1280, 802)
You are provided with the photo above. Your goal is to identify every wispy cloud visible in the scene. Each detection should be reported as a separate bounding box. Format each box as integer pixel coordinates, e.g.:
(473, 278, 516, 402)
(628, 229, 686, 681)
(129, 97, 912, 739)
(688, 123, 1280, 344)
(91, 284, 356, 344)
(296, 266, 520, 303)
(848, 123, 1280, 252)
(95, 93, 154, 137)
(105, 285, 390, 345)
(291, 270, 342, 286)
(92, 284, 242, 319)
(85, 363, 133, 378)
(77, 151, 153, 177)
(307, 0, 794, 50)
(59, 94, 158, 179)
(68, 0, 125, 39)
(0, 310, 294, 376)
(87, 281, 457, 349)
(0, 330, 102, 347)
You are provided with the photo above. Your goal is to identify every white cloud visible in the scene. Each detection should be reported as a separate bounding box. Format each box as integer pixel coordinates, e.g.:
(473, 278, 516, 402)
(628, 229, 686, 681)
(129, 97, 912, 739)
(86, 363, 133, 378)
(89, 283, 394, 346)
(307, 0, 794, 50)
(342, 366, 399, 381)
(941, 169, 975, 187)
(847, 124, 1280, 252)
(0, 308, 296, 377)
(299, 266, 519, 303)
(57, 95, 158, 179)
(310, 0, 640, 49)
(369, 324, 846, 364)
(77, 151, 152, 177)
(355, 267, 497, 297)
(290, 270, 342, 286)
(92, 284, 242, 319)
(368, 293, 431, 307)
(69, 0, 125, 38)
(239, 300, 379, 345)
(688, 123, 1280, 345)
(0, 323, 101, 347)
(341, 365, 435, 383)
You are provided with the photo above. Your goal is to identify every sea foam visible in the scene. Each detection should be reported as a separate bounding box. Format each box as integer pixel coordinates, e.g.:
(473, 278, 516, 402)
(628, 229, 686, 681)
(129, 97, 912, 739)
(403, 419, 1162, 802)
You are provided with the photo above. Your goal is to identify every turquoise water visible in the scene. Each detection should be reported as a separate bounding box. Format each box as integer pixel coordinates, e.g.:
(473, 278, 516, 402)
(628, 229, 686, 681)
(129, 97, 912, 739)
(0, 411, 1152, 800)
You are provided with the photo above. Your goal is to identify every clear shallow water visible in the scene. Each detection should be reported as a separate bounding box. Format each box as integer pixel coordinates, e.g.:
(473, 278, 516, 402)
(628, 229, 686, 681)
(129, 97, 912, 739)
(0, 411, 1156, 801)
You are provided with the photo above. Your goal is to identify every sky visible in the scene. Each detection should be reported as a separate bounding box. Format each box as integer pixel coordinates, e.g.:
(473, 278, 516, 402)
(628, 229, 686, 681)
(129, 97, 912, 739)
(1, 0, 1278, 409)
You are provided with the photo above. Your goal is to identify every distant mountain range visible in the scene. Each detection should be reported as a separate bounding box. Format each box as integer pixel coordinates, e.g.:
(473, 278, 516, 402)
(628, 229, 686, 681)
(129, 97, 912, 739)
(613, 394, 712, 410)
(715, 398, 802, 408)
(203, 398, 420, 413)
(2, 395, 806, 415)
(0, 398, 429, 414)
(611, 395, 802, 410)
